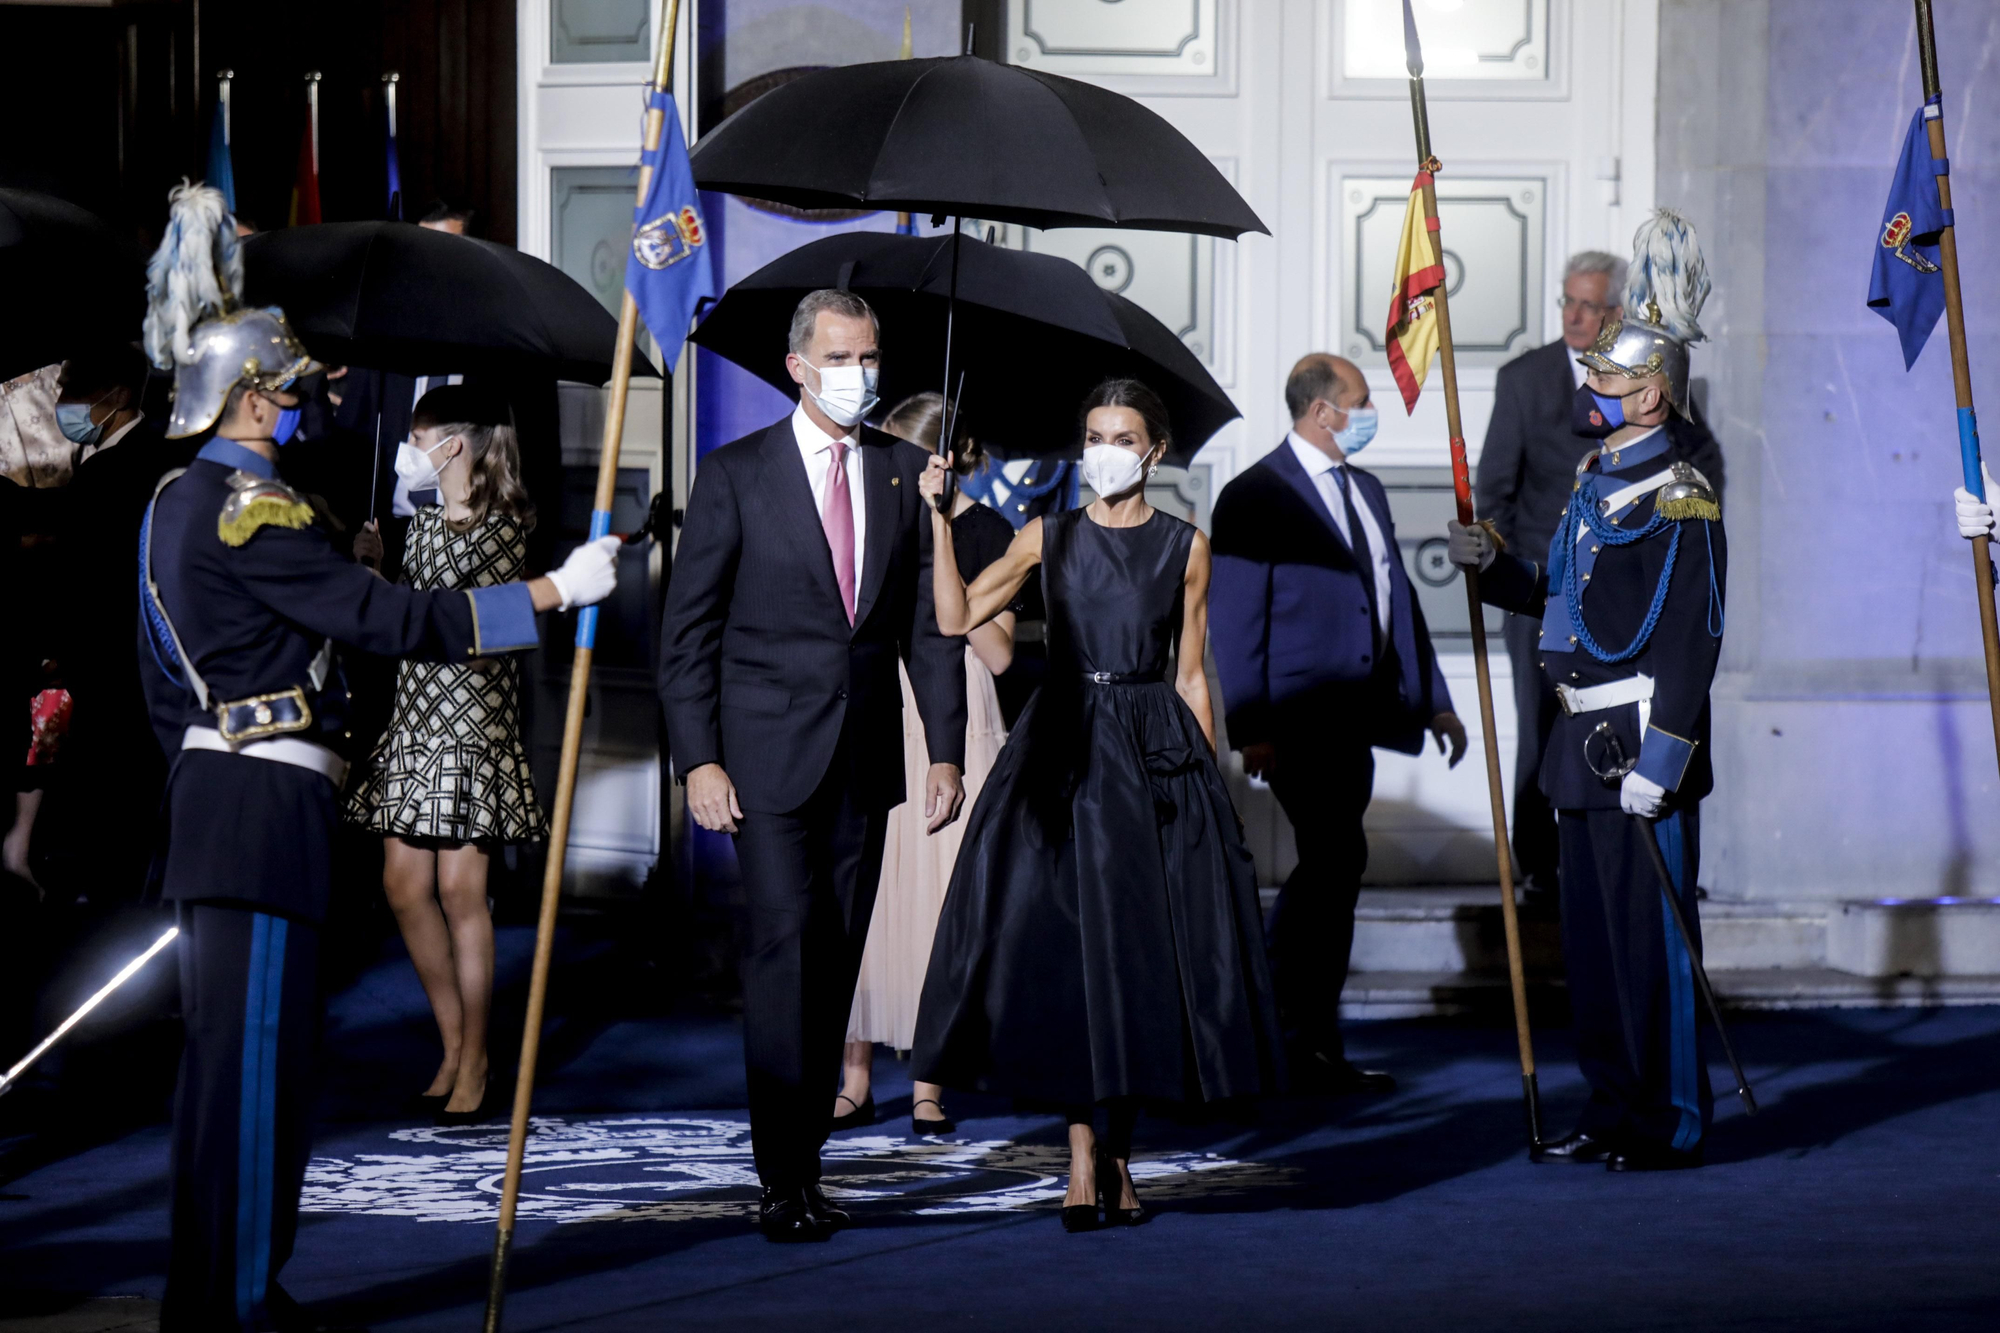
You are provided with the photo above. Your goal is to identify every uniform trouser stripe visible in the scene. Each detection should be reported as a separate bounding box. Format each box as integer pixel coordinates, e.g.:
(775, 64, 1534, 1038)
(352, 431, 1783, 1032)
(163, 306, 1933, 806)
(235, 915, 287, 1323)
(1654, 814, 1704, 1150)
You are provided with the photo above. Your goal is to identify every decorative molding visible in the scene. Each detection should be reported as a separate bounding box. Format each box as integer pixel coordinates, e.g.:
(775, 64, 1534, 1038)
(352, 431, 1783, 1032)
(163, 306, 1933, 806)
(1335, 170, 1546, 369)
(551, 0, 651, 66)
(1327, 0, 1569, 102)
(1005, 0, 1237, 96)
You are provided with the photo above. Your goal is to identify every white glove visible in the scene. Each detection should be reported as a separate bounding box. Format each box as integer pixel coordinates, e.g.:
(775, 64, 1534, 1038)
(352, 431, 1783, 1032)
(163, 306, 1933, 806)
(1446, 520, 1498, 572)
(1620, 770, 1667, 819)
(546, 535, 622, 611)
(1955, 482, 1998, 541)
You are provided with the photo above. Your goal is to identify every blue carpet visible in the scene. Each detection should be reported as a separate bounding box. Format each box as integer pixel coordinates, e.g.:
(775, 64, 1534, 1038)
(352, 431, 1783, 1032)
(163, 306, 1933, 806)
(3, 926, 1998, 1331)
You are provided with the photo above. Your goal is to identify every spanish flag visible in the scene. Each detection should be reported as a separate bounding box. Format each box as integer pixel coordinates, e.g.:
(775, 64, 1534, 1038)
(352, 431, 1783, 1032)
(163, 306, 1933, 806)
(1385, 171, 1445, 413)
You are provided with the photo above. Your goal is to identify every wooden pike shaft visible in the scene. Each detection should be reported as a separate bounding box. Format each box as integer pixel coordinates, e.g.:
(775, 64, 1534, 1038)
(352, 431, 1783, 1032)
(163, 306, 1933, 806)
(1409, 74, 1542, 1147)
(1914, 0, 2000, 779)
(484, 2, 680, 1328)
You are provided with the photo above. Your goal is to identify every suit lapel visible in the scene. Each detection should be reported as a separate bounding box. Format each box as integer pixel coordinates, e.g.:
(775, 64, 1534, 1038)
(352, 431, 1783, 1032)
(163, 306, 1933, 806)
(1268, 438, 1355, 557)
(759, 422, 845, 613)
(852, 437, 896, 631)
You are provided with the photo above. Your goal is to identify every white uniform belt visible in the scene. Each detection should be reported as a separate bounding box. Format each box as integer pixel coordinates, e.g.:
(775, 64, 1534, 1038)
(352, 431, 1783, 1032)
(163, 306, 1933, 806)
(182, 725, 349, 786)
(1555, 674, 1654, 718)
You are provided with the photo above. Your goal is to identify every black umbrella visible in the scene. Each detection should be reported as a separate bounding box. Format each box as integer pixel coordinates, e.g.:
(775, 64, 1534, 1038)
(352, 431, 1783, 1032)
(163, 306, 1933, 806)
(690, 55, 1262, 481)
(240, 221, 657, 384)
(0, 189, 147, 382)
(688, 56, 1265, 239)
(690, 231, 1238, 467)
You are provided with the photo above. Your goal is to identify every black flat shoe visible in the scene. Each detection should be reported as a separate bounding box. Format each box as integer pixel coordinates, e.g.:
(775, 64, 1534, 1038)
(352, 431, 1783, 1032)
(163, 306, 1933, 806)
(435, 1079, 497, 1128)
(1097, 1149, 1146, 1227)
(830, 1094, 875, 1131)
(758, 1187, 831, 1243)
(1532, 1129, 1616, 1165)
(910, 1098, 955, 1136)
(1606, 1143, 1703, 1172)
(803, 1183, 850, 1231)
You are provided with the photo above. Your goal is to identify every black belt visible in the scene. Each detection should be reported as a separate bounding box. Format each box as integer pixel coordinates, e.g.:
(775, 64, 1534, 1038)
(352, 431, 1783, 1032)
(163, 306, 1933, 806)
(1080, 668, 1168, 685)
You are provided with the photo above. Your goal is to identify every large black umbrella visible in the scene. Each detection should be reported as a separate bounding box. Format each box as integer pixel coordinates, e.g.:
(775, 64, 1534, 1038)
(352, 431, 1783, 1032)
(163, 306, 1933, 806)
(241, 221, 656, 384)
(0, 189, 147, 382)
(691, 55, 1261, 475)
(690, 231, 1238, 466)
(689, 56, 1265, 239)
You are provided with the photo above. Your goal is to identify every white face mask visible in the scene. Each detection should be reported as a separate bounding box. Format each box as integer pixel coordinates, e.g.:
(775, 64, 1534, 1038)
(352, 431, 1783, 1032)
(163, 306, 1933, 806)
(798, 358, 880, 428)
(394, 435, 455, 492)
(1080, 443, 1148, 499)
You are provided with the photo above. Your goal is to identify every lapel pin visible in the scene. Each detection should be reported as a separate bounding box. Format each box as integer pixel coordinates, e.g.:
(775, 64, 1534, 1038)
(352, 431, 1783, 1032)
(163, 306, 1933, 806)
(891, 476, 900, 486)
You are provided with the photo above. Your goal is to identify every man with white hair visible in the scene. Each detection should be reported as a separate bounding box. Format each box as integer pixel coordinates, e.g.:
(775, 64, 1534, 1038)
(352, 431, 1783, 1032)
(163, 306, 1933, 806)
(1475, 251, 1725, 906)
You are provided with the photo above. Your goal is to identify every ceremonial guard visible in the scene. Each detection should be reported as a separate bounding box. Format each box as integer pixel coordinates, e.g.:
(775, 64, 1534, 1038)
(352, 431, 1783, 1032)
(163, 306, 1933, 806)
(1449, 210, 1727, 1171)
(138, 184, 619, 1331)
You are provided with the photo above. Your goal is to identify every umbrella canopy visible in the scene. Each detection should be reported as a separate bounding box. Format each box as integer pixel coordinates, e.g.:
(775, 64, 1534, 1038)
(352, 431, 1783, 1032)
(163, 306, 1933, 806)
(690, 230, 1238, 465)
(241, 222, 656, 384)
(689, 56, 1265, 240)
(0, 189, 148, 382)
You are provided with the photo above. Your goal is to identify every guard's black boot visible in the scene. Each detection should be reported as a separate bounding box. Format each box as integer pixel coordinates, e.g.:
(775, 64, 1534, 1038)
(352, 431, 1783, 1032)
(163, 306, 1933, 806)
(1532, 1129, 1616, 1165)
(1606, 1142, 1704, 1172)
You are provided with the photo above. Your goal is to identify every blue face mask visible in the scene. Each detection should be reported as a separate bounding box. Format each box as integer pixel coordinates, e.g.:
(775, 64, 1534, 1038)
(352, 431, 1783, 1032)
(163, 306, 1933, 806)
(1572, 383, 1630, 439)
(56, 402, 105, 447)
(273, 407, 302, 446)
(1335, 404, 1379, 457)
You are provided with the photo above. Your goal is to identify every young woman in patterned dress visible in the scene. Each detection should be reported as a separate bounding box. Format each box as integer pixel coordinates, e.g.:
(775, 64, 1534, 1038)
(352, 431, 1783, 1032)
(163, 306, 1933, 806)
(346, 386, 549, 1124)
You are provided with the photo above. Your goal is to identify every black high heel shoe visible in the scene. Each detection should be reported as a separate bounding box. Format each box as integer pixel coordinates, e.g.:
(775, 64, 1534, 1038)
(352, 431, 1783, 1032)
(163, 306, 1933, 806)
(1060, 1161, 1102, 1233)
(435, 1078, 496, 1127)
(1097, 1149, 1146, 1227)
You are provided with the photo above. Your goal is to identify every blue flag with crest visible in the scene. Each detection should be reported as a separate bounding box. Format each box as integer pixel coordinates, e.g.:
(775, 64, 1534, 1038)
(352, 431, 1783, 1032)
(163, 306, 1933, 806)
(1867, 102, 1948, 370)
(625, 90, 718, 374)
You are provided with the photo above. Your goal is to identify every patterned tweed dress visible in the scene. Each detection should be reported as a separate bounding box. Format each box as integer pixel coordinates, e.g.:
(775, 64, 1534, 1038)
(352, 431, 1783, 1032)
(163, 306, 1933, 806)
(343, 508, 549, 844)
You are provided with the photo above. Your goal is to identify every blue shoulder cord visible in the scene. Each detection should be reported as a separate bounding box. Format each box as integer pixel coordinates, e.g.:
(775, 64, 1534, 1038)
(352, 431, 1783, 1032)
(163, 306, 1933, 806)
(138, 497, 188, 687)
(1704, 521, 1725, 638)
(1556, 476, 1681, 664)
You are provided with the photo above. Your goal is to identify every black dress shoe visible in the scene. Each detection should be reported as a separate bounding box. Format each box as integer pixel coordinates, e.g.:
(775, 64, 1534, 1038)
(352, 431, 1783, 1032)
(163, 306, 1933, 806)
(1060, 1203, 1102, 1233)
(758, 1187, 831, 1243)
(802, 1183, 850, 1230)
(830, 1094, 875, 1131)
(1531, 1130, 1615, 1165)
(1310, 1053, 1397, 1095)
(1606, 1142, 1703, 1172)
(404, 1091, 449, 1118)
(1096, 1149, 1146, 1227)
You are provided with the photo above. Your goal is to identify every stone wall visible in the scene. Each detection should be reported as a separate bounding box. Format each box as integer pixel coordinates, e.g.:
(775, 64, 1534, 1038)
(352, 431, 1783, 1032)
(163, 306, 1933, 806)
(1661, 0, 2000, 901)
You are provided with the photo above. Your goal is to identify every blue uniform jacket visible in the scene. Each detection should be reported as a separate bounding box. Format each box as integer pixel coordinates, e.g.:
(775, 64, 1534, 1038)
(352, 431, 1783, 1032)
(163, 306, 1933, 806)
(1476, 429, 1727, 810)
(140, 440, 541, 921)
(1209, 440, 1453, 753)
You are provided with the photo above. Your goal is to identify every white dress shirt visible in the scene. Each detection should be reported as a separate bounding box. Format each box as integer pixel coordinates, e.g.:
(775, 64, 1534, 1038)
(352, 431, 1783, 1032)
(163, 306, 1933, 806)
(1570, 352, 1589, 390)
(792, 401, 866, 593)
(1287, 431, 1393, 639)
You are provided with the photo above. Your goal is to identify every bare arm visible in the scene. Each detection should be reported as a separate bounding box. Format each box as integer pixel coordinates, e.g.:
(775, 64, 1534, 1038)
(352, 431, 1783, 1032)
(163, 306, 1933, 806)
(968, 612, 1015, 675)
(921, 456, 1043, 636)
(1177, 530, 1216, 751)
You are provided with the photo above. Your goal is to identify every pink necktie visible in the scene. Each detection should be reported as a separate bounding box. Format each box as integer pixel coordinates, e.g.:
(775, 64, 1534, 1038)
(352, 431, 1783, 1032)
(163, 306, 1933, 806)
(822, 441, 856, 624)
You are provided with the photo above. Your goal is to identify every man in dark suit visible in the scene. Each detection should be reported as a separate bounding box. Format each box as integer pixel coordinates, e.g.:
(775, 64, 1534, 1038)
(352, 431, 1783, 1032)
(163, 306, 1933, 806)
(1475, 253, 1725, 902)
(659, 289, 966, 1242)
(1210, 354, 1466, 1093)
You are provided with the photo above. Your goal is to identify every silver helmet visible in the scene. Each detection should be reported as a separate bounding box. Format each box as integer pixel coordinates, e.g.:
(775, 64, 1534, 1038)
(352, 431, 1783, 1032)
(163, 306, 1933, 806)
(144, 180, 321, 439)
(163, 306, 320, 439)
(1575, 209, 1711, 420)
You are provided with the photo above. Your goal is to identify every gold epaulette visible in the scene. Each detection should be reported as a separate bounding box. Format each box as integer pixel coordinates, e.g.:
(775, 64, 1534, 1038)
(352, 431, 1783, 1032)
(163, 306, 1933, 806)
(1654, 461, 1721, 522)
(218, 470, 315, 547)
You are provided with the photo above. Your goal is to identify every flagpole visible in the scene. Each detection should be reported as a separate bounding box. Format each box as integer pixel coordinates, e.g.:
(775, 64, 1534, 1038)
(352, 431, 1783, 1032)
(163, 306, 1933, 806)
(481, 2, 679, 1327)
(1404, 32, 1544, 1152)
(1914, 0, 2000, 776)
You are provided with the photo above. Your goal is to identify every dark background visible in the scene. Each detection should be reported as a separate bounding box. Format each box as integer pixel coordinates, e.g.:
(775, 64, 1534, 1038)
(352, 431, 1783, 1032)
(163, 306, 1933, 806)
(0, 0, 517, 247)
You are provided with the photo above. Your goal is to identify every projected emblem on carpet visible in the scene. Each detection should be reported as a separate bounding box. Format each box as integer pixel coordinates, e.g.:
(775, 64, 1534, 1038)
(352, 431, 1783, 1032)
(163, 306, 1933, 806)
(302, 1117, 1287, 1224)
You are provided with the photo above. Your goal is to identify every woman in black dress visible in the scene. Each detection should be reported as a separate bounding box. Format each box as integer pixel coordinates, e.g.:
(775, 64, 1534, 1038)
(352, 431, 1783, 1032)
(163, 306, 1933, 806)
(912, 379, 1282, 1231)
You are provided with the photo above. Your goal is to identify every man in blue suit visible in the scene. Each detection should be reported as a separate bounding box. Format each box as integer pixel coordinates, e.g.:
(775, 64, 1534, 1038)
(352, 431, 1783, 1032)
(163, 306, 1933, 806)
(1210, 354, 1465, 1093)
